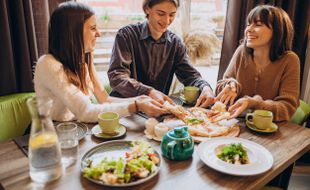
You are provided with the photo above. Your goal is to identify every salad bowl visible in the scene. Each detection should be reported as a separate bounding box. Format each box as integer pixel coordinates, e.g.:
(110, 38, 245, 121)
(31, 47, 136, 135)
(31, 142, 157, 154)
(81, 140, 161, 187)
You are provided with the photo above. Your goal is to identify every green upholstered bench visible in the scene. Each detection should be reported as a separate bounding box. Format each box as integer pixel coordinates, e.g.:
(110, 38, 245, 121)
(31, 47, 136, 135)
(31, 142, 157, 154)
(90, 84, 112, 104)
(290, 100, 310, 126)
(0, 92, 34, 142)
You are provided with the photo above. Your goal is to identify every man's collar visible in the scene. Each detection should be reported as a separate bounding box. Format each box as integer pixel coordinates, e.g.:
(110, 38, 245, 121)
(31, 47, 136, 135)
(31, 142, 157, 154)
(140, 20, 172, 43)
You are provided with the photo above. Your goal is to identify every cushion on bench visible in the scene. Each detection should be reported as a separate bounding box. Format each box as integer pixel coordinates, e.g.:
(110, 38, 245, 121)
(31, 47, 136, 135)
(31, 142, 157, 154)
(0, 92, 34, 142)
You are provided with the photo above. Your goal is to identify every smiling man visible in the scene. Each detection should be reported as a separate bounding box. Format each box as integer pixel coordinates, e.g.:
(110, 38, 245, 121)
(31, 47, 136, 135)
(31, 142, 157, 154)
(108, 0, 215, 108)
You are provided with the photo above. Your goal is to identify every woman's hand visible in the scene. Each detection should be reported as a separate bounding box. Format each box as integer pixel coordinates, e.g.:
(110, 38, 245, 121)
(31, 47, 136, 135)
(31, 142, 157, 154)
(195, 86, 215, 108)
(216, 82, 237, 106)
(135, 95, 168, 117)
(228, 97, 249, 118)
(148, 89, 175, 105)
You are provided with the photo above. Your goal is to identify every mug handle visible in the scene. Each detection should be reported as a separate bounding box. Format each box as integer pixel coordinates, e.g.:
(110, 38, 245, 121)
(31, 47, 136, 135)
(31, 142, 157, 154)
(245, 113, 254, 125)
(167, 141, 177, 160)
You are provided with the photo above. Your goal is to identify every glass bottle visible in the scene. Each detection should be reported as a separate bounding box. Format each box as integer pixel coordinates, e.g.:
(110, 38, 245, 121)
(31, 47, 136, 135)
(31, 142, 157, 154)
(26, 97, 62, 183)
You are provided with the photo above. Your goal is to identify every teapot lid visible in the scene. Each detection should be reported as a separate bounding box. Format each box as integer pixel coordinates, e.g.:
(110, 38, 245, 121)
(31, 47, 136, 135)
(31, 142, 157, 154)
(168, 126, 189, 139)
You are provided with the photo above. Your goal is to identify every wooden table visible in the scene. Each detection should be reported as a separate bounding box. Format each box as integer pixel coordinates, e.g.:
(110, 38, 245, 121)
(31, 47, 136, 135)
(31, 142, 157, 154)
(0, 115, 309, 190)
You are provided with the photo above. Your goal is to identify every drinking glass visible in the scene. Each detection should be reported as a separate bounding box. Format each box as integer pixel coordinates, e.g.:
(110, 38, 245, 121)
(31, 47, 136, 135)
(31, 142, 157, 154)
(56, 122, 79, 168)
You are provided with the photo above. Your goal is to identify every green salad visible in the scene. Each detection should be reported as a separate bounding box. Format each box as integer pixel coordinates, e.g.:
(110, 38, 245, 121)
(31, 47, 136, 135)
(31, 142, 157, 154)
(83, 141, 160, 184)
(216, 143, 249, 165)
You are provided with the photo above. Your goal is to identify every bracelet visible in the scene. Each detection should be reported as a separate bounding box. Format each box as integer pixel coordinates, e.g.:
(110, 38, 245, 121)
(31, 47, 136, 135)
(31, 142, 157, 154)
(134, 100, 139, 112)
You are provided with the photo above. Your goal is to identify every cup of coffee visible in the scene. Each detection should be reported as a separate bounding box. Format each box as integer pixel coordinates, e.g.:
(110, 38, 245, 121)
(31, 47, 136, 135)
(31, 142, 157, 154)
(180, 86, 200, 104)
(98, 112, 120, 134)
(246, 110, 273, 130)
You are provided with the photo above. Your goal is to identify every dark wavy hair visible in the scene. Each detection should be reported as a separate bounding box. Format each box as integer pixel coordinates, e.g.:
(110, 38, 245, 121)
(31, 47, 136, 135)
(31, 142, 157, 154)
(48, 2, 95, 94)
(142, 0, 179, 18)
(242, 5, 294, 61)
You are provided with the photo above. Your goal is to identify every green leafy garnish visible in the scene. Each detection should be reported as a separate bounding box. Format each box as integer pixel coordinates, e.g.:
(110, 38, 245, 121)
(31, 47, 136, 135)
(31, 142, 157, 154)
(186, 117, 203, 124)
(217, 143, 249, 164)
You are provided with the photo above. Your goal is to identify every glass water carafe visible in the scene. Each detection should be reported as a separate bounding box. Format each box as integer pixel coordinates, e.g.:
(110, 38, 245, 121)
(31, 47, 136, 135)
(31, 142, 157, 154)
(26, 97, 62, 183)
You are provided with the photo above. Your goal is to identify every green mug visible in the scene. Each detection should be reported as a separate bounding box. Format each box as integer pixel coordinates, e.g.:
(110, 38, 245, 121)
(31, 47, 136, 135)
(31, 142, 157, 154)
(246, 110, 273, 130)
(98, 112, 119, 134)
(180, 86, 200, 104)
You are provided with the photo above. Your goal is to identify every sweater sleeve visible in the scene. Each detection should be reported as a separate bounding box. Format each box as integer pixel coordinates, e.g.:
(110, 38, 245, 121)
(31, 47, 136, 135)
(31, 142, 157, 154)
(215, 46, 242, 96)
(246, 53, 300, 122)
(36, 56, 131, 123)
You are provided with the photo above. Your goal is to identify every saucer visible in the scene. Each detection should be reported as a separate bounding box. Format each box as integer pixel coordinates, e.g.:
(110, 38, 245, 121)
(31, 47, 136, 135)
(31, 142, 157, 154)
(91, 124, 127, 140)
(246, 121, 278, 133)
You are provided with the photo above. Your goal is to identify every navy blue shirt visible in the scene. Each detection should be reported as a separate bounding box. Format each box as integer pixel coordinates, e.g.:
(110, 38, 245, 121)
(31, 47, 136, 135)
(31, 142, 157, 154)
(108, 21, 211, 97)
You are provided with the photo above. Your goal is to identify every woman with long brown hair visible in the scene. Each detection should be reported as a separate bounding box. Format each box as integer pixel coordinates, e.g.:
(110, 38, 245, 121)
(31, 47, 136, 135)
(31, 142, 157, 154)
(216, 5, 300, 121)
(34, 2, 167, 122)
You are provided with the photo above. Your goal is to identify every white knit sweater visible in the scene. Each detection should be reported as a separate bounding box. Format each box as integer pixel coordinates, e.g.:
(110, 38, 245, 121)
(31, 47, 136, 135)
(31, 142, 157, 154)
(34, 54, 130, 122)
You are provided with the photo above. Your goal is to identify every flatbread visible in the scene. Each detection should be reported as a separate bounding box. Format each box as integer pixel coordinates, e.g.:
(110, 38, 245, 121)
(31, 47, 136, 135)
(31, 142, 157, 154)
(162, 101, 240, 139)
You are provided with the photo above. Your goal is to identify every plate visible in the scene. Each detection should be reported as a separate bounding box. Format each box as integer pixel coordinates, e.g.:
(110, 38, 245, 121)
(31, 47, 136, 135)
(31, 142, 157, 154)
(198, 137, 273, 176)
(169, 95, 184, 106)
(91, 124, 127, 140)
(54, 121, 88, 141)
(246, 121, 278, 133)
(80, 140, 161, 187)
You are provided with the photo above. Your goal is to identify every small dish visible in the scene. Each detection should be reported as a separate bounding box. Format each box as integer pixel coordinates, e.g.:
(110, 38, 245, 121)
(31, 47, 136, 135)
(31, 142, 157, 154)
(76, 122, 89, 140)
(169, 95, 184, 106)
(91, 124, 127, 140)
(54, 121, 88, 141)
(246, 121, 278, 133)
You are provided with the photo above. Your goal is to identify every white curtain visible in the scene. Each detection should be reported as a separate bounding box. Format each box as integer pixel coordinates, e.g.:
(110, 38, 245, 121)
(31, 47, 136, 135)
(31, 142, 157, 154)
(180, 0, 191, 37)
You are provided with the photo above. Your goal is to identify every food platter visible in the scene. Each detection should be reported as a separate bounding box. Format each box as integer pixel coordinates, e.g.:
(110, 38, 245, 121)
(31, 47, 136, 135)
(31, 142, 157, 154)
(81, 140, 161, 187)
(198, 137, 273, 176)
(144, 115, 240, 143)
(144, 124, 240, 143)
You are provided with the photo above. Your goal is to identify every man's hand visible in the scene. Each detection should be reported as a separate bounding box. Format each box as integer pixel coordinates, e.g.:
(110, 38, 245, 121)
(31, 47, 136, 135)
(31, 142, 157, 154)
(195, 86, 215, 108)
(216, 82, 237, 106)
(148, 89, 175, 105)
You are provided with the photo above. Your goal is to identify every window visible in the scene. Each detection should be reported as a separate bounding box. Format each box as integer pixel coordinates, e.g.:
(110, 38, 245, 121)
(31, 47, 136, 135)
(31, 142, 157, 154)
(79, 0, 227, 90)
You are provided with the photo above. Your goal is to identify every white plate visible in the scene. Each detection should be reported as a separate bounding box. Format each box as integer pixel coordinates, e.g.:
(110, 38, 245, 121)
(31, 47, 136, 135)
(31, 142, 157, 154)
(81, 140, 161, 187)
(197, 137, 273, 176)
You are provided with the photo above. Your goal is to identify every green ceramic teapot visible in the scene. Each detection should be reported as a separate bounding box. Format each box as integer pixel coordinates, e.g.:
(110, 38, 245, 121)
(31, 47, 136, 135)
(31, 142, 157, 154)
(160, 126, 194, 161)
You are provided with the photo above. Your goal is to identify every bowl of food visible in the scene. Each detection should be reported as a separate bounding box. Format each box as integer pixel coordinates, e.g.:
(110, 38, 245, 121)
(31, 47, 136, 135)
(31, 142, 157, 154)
(81, 140, 161, 187)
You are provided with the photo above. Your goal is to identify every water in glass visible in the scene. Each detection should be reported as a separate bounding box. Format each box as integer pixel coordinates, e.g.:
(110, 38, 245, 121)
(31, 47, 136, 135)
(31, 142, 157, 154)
(27, 97, 62, 183)
(56, 122, 79, 167)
